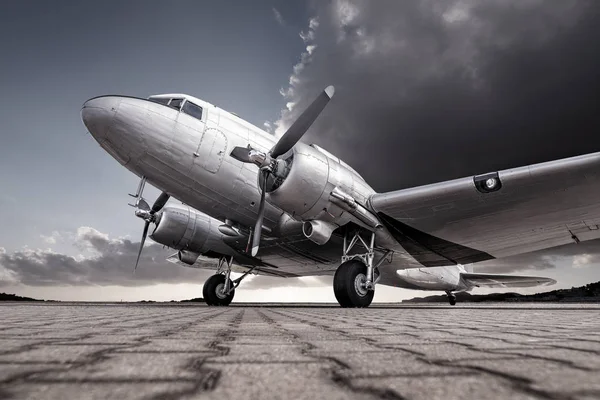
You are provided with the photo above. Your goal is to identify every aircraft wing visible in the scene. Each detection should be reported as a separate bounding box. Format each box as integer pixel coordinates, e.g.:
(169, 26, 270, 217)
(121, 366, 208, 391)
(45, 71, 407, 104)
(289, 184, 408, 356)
(370, 152, 600, 267)
(460, 273, 556, 288)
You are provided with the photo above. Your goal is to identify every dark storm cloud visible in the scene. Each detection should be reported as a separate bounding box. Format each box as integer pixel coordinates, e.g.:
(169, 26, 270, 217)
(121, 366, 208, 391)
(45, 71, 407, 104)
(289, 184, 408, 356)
(0, 227, 211, 287)
(277, 0, 599, 191)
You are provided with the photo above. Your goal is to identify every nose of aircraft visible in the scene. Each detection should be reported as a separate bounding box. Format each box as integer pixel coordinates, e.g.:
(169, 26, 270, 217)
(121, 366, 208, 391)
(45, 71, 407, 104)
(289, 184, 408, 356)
(81, 97, 120, 140)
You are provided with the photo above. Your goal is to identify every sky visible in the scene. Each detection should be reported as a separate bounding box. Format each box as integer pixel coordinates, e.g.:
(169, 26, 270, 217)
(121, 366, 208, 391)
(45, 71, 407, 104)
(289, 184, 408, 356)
(1, 0, 600, 302)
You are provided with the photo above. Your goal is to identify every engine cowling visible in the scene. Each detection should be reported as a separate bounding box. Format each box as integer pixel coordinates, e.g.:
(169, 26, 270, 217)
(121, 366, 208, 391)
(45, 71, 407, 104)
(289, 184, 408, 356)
(266, 143, 375, 226)
(150, 204, 232, 256)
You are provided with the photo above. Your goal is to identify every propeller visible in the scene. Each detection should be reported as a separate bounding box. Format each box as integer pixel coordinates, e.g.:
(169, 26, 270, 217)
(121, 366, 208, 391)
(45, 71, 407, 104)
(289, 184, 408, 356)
(133, 192, 170, 272)
(230, 85, 335, 256)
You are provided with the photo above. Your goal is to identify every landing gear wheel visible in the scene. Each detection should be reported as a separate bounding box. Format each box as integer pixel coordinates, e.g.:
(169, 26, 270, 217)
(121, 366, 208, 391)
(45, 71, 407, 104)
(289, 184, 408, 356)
(333, 260, 374, 308)
(448, 294, 457, 306)
(203, 274, 235, 306)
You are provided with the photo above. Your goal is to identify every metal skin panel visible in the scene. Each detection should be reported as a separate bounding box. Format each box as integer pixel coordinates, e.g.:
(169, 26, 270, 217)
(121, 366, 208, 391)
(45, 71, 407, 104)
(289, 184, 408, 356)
(369, 152, 600, 259)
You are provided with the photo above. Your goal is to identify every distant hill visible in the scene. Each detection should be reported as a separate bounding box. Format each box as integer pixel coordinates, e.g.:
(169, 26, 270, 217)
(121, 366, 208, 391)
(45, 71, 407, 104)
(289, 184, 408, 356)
(180, 297, 205, 303)
(0, 293, 44, 302)
(403, 281, 600, 303)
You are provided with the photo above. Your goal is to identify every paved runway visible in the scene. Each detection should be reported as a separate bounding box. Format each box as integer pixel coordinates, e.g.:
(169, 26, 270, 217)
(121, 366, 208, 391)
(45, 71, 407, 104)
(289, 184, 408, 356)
(1, 303, 599, 400)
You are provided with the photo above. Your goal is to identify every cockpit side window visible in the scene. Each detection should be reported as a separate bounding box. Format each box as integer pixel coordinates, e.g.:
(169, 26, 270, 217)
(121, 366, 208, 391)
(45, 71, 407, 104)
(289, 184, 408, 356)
(182, 100, 203, 121)
(149, 97, 169, 105)
(168, 98, 183, 111)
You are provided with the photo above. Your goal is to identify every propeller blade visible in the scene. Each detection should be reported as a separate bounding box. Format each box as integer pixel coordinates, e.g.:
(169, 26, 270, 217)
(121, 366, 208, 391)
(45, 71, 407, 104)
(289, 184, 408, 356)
(270, 85, 335, 158)
(251, 170, 269, 257)
(134, 220, 150, 273)
(230, 146, 253, 163)
(151, 192, 170, 214)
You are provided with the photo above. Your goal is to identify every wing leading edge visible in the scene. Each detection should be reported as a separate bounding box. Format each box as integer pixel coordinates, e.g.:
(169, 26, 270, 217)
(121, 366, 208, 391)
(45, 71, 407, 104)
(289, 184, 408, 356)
(460, 273, 556, 288)
(370, 151, 600, 264)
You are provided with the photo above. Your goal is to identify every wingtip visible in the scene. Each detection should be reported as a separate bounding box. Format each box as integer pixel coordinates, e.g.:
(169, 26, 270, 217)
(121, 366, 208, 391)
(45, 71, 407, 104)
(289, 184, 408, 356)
(251, 246, 259, 257)
(324, 85, 335, 98)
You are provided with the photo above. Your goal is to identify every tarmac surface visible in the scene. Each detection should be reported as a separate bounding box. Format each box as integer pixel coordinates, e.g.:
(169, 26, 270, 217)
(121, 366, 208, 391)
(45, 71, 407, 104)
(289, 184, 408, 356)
(1, 303, 600, 400)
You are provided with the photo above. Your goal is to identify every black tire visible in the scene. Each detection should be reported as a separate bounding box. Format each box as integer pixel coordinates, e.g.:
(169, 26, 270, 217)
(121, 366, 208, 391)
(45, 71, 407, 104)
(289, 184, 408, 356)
(448, 295, 457, 306)
(203, 274, 235, 306)
(333, 260, 374, 308)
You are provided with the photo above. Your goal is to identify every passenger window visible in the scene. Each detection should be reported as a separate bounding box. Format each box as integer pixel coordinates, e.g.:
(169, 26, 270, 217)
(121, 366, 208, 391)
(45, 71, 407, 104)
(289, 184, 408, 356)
(182, 101, 203, 121)
(149, 97, 169, 105)
(169, 98, 183, 110)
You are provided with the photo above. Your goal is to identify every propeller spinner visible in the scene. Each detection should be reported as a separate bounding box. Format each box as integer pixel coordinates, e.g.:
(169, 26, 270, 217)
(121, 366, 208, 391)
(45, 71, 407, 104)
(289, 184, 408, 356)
(133, 192, 170, 272)
(230, 85, 335, 256)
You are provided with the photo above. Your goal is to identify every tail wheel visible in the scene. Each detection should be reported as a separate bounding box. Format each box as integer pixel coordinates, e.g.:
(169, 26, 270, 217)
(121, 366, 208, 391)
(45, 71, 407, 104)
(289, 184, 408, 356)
(448, 294, 457, 306)
(333, 260, 374, 308)
(203, 274, 235, 306)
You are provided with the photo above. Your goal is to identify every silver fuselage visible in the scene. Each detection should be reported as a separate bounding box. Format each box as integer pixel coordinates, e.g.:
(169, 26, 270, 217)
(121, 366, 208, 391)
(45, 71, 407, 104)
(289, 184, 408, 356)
(81, 94, 473, 292)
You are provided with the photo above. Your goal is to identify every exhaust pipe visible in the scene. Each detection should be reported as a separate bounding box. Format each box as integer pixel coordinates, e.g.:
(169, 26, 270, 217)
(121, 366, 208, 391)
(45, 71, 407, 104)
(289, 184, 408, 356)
(302, 220, 337, 245)
(178, 250, 201, 265)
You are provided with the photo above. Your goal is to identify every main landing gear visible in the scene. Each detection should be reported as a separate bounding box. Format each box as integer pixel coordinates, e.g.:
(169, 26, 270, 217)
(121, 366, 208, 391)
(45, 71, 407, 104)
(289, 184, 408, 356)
(203, 256, 256, 306)
(446, 291, 457, 306)
(333, 230, 391, 308)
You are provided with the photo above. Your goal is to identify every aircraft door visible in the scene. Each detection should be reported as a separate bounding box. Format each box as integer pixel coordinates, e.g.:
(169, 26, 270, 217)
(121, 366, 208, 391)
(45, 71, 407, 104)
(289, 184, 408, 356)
(193, 128, 227, 173)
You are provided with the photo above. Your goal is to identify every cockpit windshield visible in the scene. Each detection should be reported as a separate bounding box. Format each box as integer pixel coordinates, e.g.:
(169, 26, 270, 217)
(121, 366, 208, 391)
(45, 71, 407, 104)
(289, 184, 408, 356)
(168, 98, 183, 111)
(181, 101, 203, 120)
(149, 97, 169, 105)
(147, 96, 204, 122)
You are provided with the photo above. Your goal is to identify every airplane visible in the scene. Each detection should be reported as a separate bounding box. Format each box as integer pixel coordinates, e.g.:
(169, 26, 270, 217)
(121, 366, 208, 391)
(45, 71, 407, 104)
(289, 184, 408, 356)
(81, 85, 600, 308)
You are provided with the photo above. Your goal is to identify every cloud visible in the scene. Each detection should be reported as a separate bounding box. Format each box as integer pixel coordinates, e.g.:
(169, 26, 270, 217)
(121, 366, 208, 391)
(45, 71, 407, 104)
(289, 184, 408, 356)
(263, 120, 272, 132)
(0, 227, 334, 290)
(276, 0, 598, 190)
(40, 231, 60, 245)
(272, 8, 285, 26)
(0, 227, 211, 287)
(474, 239, 600, 273)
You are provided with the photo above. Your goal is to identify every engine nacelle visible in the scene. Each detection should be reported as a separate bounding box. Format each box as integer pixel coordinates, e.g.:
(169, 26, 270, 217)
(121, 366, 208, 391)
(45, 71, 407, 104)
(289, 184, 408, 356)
(150, 204, 231, 255)
(267, 143, 375, 225)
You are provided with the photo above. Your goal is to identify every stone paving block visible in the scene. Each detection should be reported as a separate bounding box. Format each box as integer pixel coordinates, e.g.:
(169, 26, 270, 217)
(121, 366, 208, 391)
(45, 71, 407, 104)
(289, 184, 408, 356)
(209, 344, 314, 363)
(0, 339, 51, 353)
(0, 364, 68, 381)
(0, 344, 126, 364)
(385, 342, 526, 361)
(6, 382, 199, 400)
(198, 362, 366, 400)
(352, 374, 541, 400)
(35, 352, 214, 380)
(115, 338, 216, 353)
(454, 357, 600, 393)
(315, 350, 459, 376)
(490, 347, 600, 369)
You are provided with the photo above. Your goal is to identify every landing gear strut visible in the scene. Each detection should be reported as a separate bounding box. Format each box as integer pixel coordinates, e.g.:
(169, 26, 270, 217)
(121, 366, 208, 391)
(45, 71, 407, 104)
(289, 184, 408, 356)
(203, 256, 256, 306)
(446, 291, 457, 306)
(333, 230, 391, 308)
